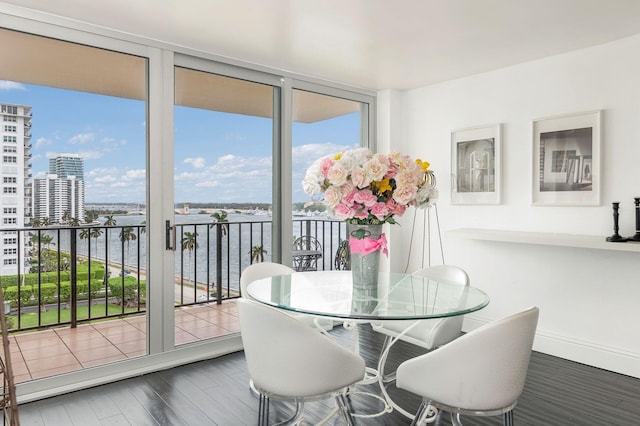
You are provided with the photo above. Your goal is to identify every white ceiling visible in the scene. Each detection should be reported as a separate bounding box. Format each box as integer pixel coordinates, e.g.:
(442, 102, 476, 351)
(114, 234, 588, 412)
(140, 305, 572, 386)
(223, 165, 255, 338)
(4, 0, 640, 91)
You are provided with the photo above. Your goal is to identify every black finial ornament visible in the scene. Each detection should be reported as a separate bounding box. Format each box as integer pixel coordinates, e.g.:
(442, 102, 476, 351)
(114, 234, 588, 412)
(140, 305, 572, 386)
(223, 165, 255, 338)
(606, 202, 628, 242)
(629, 197, 640, 242)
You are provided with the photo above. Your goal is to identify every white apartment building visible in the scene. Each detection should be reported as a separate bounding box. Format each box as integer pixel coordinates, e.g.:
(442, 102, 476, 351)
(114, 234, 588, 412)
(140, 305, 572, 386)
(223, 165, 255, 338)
(33, 154, 85, 223)
(0, 102, 32, 276)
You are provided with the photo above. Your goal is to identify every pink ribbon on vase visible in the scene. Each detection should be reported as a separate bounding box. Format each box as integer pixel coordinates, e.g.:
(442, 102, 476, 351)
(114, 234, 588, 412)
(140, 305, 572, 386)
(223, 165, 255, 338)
(349, 233, 388, 257)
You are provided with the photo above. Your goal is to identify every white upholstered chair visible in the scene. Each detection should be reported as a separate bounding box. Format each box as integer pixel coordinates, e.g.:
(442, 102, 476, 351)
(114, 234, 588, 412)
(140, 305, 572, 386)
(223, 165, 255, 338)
(240, 262, 333, 331)
(238, 298, 366, 425)
(396, 306, 540, 426)
(240, 261, 296, 298)
(371, 265, 470, 378)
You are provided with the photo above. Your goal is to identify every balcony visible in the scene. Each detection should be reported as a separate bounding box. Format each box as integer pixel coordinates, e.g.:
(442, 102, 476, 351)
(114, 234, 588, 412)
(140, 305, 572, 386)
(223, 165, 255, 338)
(1, 216, 348, 382)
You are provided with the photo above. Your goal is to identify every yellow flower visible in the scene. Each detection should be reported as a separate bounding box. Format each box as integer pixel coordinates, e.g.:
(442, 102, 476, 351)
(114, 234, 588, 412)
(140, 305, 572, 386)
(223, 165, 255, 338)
(334, 152, 343, 161)
(416, 159, 430, 172)
(375, 178, 393, 193)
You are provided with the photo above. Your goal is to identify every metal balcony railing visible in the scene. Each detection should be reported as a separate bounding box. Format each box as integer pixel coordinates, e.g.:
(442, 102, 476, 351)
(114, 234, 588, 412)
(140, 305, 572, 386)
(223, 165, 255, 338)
(0, 218, 348, 333)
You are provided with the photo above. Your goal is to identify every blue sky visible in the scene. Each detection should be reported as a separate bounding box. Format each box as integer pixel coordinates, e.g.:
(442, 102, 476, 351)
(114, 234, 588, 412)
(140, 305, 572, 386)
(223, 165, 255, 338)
(0, 81, 359, 204)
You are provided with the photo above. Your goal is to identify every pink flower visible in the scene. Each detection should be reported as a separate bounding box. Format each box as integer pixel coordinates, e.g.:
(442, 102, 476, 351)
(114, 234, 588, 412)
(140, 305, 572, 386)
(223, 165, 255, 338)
(342, 187, 357, 205)
(385, 161, 399, 179)
(353, 189, 378, 207)
(354, 208, 370, 220)
(334, 203, 355, 220)
(320, 157, 334, 177)
(371, 202, 390, 220)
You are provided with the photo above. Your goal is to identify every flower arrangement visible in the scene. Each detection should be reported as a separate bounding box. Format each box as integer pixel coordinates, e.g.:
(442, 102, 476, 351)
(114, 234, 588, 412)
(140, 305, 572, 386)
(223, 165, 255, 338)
(302, 147, 438, 225)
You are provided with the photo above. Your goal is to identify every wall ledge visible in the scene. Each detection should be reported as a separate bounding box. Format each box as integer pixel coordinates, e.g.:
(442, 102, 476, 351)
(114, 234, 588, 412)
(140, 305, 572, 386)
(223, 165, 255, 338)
(447, 228, 640, 253)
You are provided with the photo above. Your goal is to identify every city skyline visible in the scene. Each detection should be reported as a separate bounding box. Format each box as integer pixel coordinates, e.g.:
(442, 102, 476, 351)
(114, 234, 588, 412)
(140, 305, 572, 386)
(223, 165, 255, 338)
(0, 80, 359, 204)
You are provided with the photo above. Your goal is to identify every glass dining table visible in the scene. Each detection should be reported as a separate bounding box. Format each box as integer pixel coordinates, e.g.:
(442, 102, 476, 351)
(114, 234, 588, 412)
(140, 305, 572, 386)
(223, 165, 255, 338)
(246, 270, 489, 322)
(246, 270, 490, 420)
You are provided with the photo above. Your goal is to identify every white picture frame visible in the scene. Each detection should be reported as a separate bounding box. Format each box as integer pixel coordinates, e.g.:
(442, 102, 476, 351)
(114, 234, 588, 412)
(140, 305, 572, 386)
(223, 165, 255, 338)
(451, 124, 501, 205)
(532, 110, 601, 206)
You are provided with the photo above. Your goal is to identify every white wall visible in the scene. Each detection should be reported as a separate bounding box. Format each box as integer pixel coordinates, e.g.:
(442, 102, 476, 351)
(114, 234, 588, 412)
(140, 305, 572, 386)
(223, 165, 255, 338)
(381, 34, 640, 377)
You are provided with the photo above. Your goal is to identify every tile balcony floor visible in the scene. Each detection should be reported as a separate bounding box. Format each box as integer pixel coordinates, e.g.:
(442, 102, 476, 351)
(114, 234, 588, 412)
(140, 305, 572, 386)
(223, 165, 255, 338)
(3, 301, 239, 383)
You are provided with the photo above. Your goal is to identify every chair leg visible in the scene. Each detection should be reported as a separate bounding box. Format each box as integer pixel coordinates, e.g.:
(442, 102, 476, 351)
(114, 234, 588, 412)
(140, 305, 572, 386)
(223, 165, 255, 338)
(258, 394, 270, 426)
(274, 402, 304, 426)
(378, 335, 396, 383)
(335, 393, 356, 426)
(503, 410, 514, 426)
(410, 401, 432, 426)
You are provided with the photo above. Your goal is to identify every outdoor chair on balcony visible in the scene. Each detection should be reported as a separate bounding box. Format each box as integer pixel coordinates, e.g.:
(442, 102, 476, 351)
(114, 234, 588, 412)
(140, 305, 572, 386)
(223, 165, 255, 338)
(292, 235, 322, 271)
(238, 298, 365, 425)
(334, 239, 351, 270)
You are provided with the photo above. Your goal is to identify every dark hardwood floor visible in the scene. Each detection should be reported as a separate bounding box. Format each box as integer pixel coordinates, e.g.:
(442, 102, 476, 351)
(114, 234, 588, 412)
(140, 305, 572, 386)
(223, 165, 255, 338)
(18, 324, 640, 425)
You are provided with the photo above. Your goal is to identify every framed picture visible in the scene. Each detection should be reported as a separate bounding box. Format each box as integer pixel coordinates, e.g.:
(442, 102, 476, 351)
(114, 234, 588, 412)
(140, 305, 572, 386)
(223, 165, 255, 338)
(451, 124, 501, 205)
(532, 110, 601, 206)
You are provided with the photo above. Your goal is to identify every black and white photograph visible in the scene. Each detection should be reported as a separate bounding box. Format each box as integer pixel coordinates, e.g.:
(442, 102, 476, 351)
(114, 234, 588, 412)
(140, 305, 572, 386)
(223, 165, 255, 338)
(451, 124, 501, 205)
(532, 111, 601, 206)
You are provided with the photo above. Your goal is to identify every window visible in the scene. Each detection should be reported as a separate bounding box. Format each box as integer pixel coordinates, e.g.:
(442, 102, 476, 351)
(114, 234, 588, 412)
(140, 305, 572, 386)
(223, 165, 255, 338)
(1, 105, 17, 114)
(3, 218, 17, 224)
(3, 237, 17, 245)
(3, 136, 17, 143)
(3, 116, 17, 122)
(3, 259, 17, 265)
(3, 207, 17, 214)
(3, 177, 17, 183)
(3, 156, 17, 163)
(3, 146, 17, 153)
(3, 125, 16, 132)
(3, 187, 17, 194)
(3, 248, 17, 255)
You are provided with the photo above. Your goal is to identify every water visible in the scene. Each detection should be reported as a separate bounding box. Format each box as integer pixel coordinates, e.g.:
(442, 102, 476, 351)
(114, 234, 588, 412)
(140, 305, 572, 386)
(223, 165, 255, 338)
(52, 213, 346, 293)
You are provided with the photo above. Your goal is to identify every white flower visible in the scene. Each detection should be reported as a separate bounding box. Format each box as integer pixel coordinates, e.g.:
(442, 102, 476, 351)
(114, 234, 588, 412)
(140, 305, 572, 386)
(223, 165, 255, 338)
(323, 185, 342, 207)
(415, 184, 438, 209)
(363, 156, 388, 181)
(327, 163, 349, 186)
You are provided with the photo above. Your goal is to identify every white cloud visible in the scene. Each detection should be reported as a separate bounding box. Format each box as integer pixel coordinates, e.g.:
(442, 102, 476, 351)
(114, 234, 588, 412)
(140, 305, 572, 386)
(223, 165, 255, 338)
(87, 167, 119, 177)
(35, 137, 52, 148)
(0, 81, 26, 90)
(195, 181, 221, 188)
(78, 150, 104, 160)
(184, 157, 206, 168)
(123, 169, 145, 180)
(68, 133, 95, 144)
(94, 175, 116, 183)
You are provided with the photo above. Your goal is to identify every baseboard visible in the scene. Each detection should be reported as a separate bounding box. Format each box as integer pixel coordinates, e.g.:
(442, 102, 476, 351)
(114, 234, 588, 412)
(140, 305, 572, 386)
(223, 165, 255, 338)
(463, 315, 640, 379)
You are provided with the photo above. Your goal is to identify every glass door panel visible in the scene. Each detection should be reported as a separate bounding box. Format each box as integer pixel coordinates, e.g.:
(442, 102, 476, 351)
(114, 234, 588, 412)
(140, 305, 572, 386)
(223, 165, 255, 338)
(292, 89, 367, 272)
(0, 28, 147, 382)
(173, 66, 274, 345)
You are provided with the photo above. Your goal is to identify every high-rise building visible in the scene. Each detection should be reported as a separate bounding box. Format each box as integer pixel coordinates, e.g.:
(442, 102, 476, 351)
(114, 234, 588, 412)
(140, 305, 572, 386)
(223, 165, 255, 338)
(0, 102, 32, 275)
(34, 154, 85, 223)
(49, 153, 84, 180)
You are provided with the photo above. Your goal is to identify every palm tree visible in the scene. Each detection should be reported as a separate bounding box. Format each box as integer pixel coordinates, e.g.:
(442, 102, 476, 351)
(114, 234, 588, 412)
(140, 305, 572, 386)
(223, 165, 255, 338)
(30, 217, 41, 228)
(210, 211, 229, 236)
(104, 215, 117, 227)
(119, 227, 137, 271)
(181, 231, 199, 285)
(69, 217, 81, 227)
(41, 217, 50, 227)
(103, 215, 117, 268)
(40, 234, 54, 251)
(61, 210, 71, 224)
(250, 244, 267, 264)
(140, 220, 146, 235)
